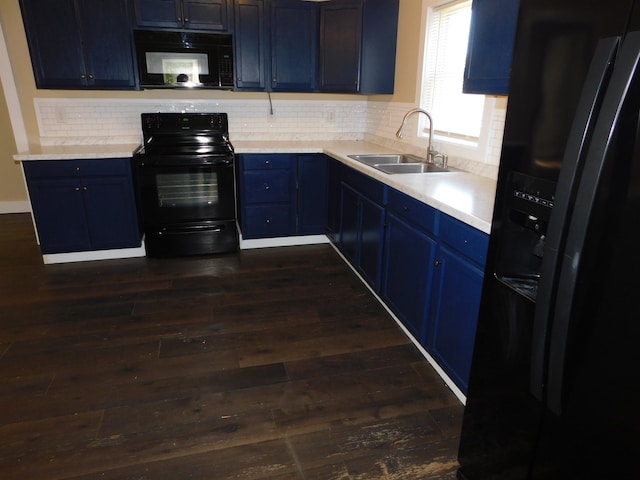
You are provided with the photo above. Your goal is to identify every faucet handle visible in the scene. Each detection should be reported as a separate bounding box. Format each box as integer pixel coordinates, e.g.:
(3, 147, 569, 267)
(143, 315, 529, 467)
(433, 153, 448, 169)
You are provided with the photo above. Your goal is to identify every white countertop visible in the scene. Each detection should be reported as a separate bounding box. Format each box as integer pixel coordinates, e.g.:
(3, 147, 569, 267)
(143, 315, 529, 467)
(14, 139, 496, 234)
(13, 143, 141, 160)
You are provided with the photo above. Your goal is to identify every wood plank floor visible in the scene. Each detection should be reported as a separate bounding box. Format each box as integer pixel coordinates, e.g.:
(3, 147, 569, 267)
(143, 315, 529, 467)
(0, 213, 463, 480)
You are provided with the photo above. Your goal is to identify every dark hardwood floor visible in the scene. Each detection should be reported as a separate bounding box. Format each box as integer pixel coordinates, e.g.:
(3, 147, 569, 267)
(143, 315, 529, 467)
(0, 213, 463, 479)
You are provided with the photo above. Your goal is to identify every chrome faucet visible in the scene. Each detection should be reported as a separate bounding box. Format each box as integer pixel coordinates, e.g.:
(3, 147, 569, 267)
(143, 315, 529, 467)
(395, 108, 447, 167)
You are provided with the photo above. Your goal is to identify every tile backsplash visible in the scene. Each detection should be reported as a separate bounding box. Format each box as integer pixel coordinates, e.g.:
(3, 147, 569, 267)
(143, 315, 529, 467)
(34, 97, 504, 179)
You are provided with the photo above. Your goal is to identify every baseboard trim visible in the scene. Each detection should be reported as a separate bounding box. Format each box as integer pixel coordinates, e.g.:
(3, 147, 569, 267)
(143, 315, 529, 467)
(327, 241, 467, 406)
(239, 234, 329, 250)
(42, 242, 146, 265)
(0, 201, 31, 214)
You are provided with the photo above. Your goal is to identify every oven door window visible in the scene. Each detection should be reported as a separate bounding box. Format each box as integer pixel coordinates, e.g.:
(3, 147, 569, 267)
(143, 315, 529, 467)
(137, 163, 235, 225)
(156, 171, 218, 208)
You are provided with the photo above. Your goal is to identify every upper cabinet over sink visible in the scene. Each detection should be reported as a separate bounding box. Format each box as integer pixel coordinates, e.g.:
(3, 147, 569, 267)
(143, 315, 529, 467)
(19, 0, 137, 90)
(133, 0, 231, 32)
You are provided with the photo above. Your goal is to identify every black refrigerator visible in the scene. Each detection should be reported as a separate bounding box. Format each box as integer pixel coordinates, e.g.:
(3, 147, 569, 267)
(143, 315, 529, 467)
(457, 0, 640, 478)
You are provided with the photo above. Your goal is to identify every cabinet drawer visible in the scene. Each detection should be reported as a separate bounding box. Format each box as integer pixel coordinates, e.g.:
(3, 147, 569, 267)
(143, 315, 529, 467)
(341, 166, 386, 204)
(242, 154, 294, 170)
(23, 158, 131, 178)
(440, 213, 489, 266)
(243, 205, 292, 238)
(243, 170, 291, 204)
(387, 188, 437, 234)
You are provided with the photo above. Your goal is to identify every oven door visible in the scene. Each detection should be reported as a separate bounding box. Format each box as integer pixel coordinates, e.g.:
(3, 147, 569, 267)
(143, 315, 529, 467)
(134, 157, 236, 226)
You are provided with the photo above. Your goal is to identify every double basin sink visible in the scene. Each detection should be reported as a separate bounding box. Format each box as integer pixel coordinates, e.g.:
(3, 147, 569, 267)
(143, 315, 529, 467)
(347, 154, 458, 175)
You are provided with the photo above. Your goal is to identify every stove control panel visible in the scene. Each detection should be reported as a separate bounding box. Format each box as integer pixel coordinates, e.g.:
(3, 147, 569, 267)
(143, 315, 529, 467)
(142, 113, 228, 134)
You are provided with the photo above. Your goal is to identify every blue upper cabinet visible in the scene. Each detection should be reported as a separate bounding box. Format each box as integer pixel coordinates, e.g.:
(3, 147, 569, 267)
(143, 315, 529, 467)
(270, 0, 318, 92)
(19, 0, 137, 90)
(319, 0, 399, 94)
(134, 0, 231, 31)
(463, 0, 519, 95)
(234, 0, 317, 92)
(234, 0, 267, 89)
(235, 0, 398, 93)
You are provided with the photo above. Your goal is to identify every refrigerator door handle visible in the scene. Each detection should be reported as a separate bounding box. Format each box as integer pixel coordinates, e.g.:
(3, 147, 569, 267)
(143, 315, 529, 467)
(530, 36, 620, 401)
(546, 31, 640, 415)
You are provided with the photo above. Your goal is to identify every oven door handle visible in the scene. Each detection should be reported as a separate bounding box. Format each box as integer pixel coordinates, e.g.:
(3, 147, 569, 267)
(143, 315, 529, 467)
(158, 224, 229, 234)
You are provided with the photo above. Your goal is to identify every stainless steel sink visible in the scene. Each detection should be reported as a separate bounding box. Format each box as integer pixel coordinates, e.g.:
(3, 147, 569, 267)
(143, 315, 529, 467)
(374, 163, 453, 174)
(348, 153, 424, 165)
(347, 154, 458, 174)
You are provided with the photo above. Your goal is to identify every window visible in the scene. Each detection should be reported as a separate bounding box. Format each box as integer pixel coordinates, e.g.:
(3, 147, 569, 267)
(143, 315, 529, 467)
(421, 0, 499, 162)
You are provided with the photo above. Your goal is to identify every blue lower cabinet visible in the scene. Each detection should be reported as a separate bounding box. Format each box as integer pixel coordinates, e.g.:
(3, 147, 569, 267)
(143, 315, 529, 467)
(237, 153, 328, 239)
(381, 187, 488, 395)
(427, 214, 489, 394)
(297, 154, 328, 234)
(428, 244, 485, 393)
(23, 158, 141, 254)
(337, 168, 386, 291)
(381, 210, 437, 343)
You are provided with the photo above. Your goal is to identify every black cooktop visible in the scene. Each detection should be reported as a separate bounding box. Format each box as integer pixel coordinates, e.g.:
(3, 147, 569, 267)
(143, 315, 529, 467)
(139, 112, 233, 156)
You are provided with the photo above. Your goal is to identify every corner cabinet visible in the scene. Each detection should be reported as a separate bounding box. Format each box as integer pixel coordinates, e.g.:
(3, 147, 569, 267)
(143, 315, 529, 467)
(463, 0, 519, 95)
(133, 0, 231, 31)
(319, 0, 399, 94)
(22, 159, 141, 254)
(237, 153, 328, 239)
(19, 0, 137, 90)
(335, 164, 386, 291)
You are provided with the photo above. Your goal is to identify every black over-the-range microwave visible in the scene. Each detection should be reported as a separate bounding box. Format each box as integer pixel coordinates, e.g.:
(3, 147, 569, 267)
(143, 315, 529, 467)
(133, 30, 234, 89)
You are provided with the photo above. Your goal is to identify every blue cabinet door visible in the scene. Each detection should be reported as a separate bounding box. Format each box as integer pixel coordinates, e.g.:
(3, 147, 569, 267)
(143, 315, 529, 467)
(20, 0, 85, 88)
(270, 0, 318, 91)
(463, 0, 519, 95)
(234, 0, 268, 89)
(428, 245, 485, 394)
(79, 0, 137, 89)
(339, 183, 360, 264)
(26, 178, 92, 254)
(326, 158, 342, 242)
(297, 154, 328, 234)
(319, 0, 398, 94)
(382, 211, 437, 343)
(20, 0, 136, 89)
(134, 0, 180, 28)
(359, 195, 385, 290)
(134, 0, 230, 30)
(319, 0, 362, 92)
(338, 176, 385, 291)
(184, 0, 230, 31)
(82, 176, 140, 250)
